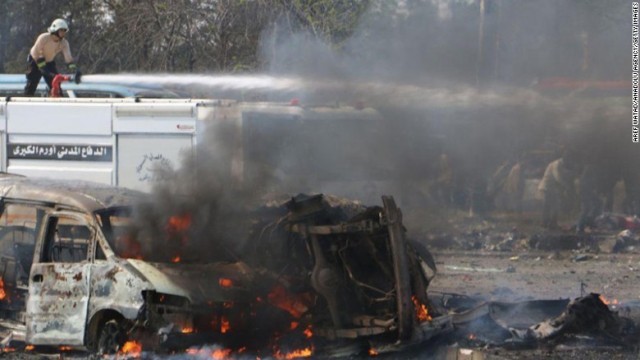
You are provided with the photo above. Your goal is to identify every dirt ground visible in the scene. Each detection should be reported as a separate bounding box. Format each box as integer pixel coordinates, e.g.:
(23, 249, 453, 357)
(403, 209, 640, 360)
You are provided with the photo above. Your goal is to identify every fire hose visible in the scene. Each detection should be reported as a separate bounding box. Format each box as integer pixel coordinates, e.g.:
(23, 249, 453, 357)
(49, 70, 82, 97)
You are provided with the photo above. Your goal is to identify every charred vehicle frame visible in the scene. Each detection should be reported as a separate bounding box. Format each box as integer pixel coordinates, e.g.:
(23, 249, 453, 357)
(0, 176, 451, 356)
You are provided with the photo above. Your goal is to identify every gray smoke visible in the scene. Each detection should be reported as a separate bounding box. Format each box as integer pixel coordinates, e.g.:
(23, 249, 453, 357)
(116, 0, 634, 280)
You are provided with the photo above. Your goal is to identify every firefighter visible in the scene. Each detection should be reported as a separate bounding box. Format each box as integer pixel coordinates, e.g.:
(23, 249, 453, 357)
(538, 157, 577, 229)
(575, 164, 603, 233)
(24, 18, 77, 96)
(622, 167, 640, 216)
(503, 159, 525, 213)
(431, 153, 454, 206)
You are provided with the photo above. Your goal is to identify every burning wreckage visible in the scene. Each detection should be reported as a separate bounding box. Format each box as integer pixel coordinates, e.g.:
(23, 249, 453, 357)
(0, 176, 636, 358)
(0, 176, 450, 357)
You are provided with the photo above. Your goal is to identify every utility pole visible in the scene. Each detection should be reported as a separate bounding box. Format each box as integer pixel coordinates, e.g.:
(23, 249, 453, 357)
(476, 0, 485, 87)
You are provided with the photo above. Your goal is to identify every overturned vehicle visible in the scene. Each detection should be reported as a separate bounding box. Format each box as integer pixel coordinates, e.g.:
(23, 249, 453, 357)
(0, 176, 448, 356)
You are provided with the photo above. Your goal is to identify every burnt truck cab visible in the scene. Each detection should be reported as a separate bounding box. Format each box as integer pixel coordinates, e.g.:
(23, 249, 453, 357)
(0, 175, 453, 356)
(0, 176, 257, 353)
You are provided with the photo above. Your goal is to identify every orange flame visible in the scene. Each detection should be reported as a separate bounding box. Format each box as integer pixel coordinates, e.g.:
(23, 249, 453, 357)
(412, 296, 432, 322)
(0, 278, 6, 301)
(369, 348, 378, 356)
(303, 326, 313, 339)
(117, 234, 143, 260)
(59, 346, 72, 351)
(219, 278, 234, 288)
(276, 347, 313, 359)
(167, 213, 192, 232)
(166, 213, 192, 246)
(220, 316, 230, 334)
(186, 347, 232, 359)
(599, 294, 619, 306)
(212, 348, 232, 359)
(25, 345, 34, 351)
(120, 341, 142, 357)
(267, 284, 313, 318)
(172, 256, 181, 263)
(182, 327, 194, 334)
(290, 321, 299, 330)
(468, 333, 476, 340)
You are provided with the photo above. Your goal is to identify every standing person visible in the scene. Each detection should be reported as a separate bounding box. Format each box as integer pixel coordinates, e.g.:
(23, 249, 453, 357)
(504, 160, 525, 213)
(432, 153, 454, 206)
(538, 157, 576, 229)
(24, 18, 77, 96)
(575, 164, 603, 233)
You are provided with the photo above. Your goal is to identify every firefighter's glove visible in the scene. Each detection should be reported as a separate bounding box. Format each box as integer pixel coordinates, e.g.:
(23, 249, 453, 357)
(74, 69, 82, 84)
(36, 58, 46, 70)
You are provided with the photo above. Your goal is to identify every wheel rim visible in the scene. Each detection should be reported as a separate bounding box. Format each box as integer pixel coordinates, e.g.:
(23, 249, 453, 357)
(98, 321, 123, 354)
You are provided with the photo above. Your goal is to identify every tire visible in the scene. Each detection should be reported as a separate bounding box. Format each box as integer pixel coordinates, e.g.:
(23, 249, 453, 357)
(96, 319, 126, 355)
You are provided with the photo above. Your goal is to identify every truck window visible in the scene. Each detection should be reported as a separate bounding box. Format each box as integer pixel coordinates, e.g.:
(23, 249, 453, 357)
(43, 216, 91, 263)
(0, 203, 41, 280)
(95, 207, 142, 260)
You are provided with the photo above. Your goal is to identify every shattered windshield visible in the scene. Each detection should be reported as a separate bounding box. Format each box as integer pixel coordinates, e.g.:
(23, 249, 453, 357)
(95, 206, 190, 263)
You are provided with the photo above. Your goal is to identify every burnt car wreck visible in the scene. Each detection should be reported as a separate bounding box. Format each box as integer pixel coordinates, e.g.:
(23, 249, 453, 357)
(0, 176, 450, 357)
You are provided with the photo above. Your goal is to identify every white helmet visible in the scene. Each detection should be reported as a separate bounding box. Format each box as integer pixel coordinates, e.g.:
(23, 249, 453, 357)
(48, 19, 69, 33)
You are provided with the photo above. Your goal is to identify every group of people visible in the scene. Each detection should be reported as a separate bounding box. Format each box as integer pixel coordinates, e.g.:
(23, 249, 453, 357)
(432, 151, 640, 233)
(538, 155, 639, 233)
(23, 18, 77, 96)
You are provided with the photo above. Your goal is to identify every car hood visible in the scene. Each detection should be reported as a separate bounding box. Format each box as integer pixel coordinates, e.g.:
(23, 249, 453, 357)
(126, 259, 258, 304)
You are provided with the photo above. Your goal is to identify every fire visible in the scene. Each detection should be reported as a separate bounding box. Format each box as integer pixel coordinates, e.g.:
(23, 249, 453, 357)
(182, 327, 194, 334)
(166, 213, 192, 245)
(117, 234, 143, 259)
(267, 284, 313, 318)
(303, 326, 313, 339)
(290, 321, 299, 330)
(219, 278, 234, 288)
(275, 347, 313, 359)
(468, 333, 476, 340)
(212, 348, 232, 359)
(220, 316, 230, 333)
(369, 348, 378, 356)
(0, 278, 6, 301)
(167, 213, 192, 232)
(412, 295, 432, 322)
(59, 346, 72, 351)
(171, 256, 181, 263)
(25, 345, 34, 351)
(186, 347, 232, 359)
(120, 341, 142, 356)
(599, 294, 619, 306)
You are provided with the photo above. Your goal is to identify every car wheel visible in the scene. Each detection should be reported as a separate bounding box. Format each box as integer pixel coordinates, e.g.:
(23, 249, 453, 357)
(97, 319, 125, 354)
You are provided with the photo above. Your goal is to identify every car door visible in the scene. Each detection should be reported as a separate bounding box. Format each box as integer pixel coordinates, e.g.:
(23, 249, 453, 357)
(26, 211, 94, 346)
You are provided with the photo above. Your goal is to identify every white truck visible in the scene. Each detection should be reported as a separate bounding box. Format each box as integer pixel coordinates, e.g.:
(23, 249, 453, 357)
(0, 97, 385, 198)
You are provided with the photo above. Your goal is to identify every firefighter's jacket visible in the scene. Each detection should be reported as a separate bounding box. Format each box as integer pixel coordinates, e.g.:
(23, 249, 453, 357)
(538, 158, 575, 198)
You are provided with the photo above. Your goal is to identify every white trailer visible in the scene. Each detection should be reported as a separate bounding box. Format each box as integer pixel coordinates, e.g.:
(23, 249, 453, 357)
(0, 97, 384, 196)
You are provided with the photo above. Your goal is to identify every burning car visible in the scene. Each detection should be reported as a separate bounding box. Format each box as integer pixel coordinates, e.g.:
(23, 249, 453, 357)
(0, 176, 449, 357)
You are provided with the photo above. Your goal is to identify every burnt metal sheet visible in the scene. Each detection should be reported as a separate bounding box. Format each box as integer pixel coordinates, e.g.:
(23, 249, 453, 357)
(26, 262, 90, 346)
(125, 259, 257, 304)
